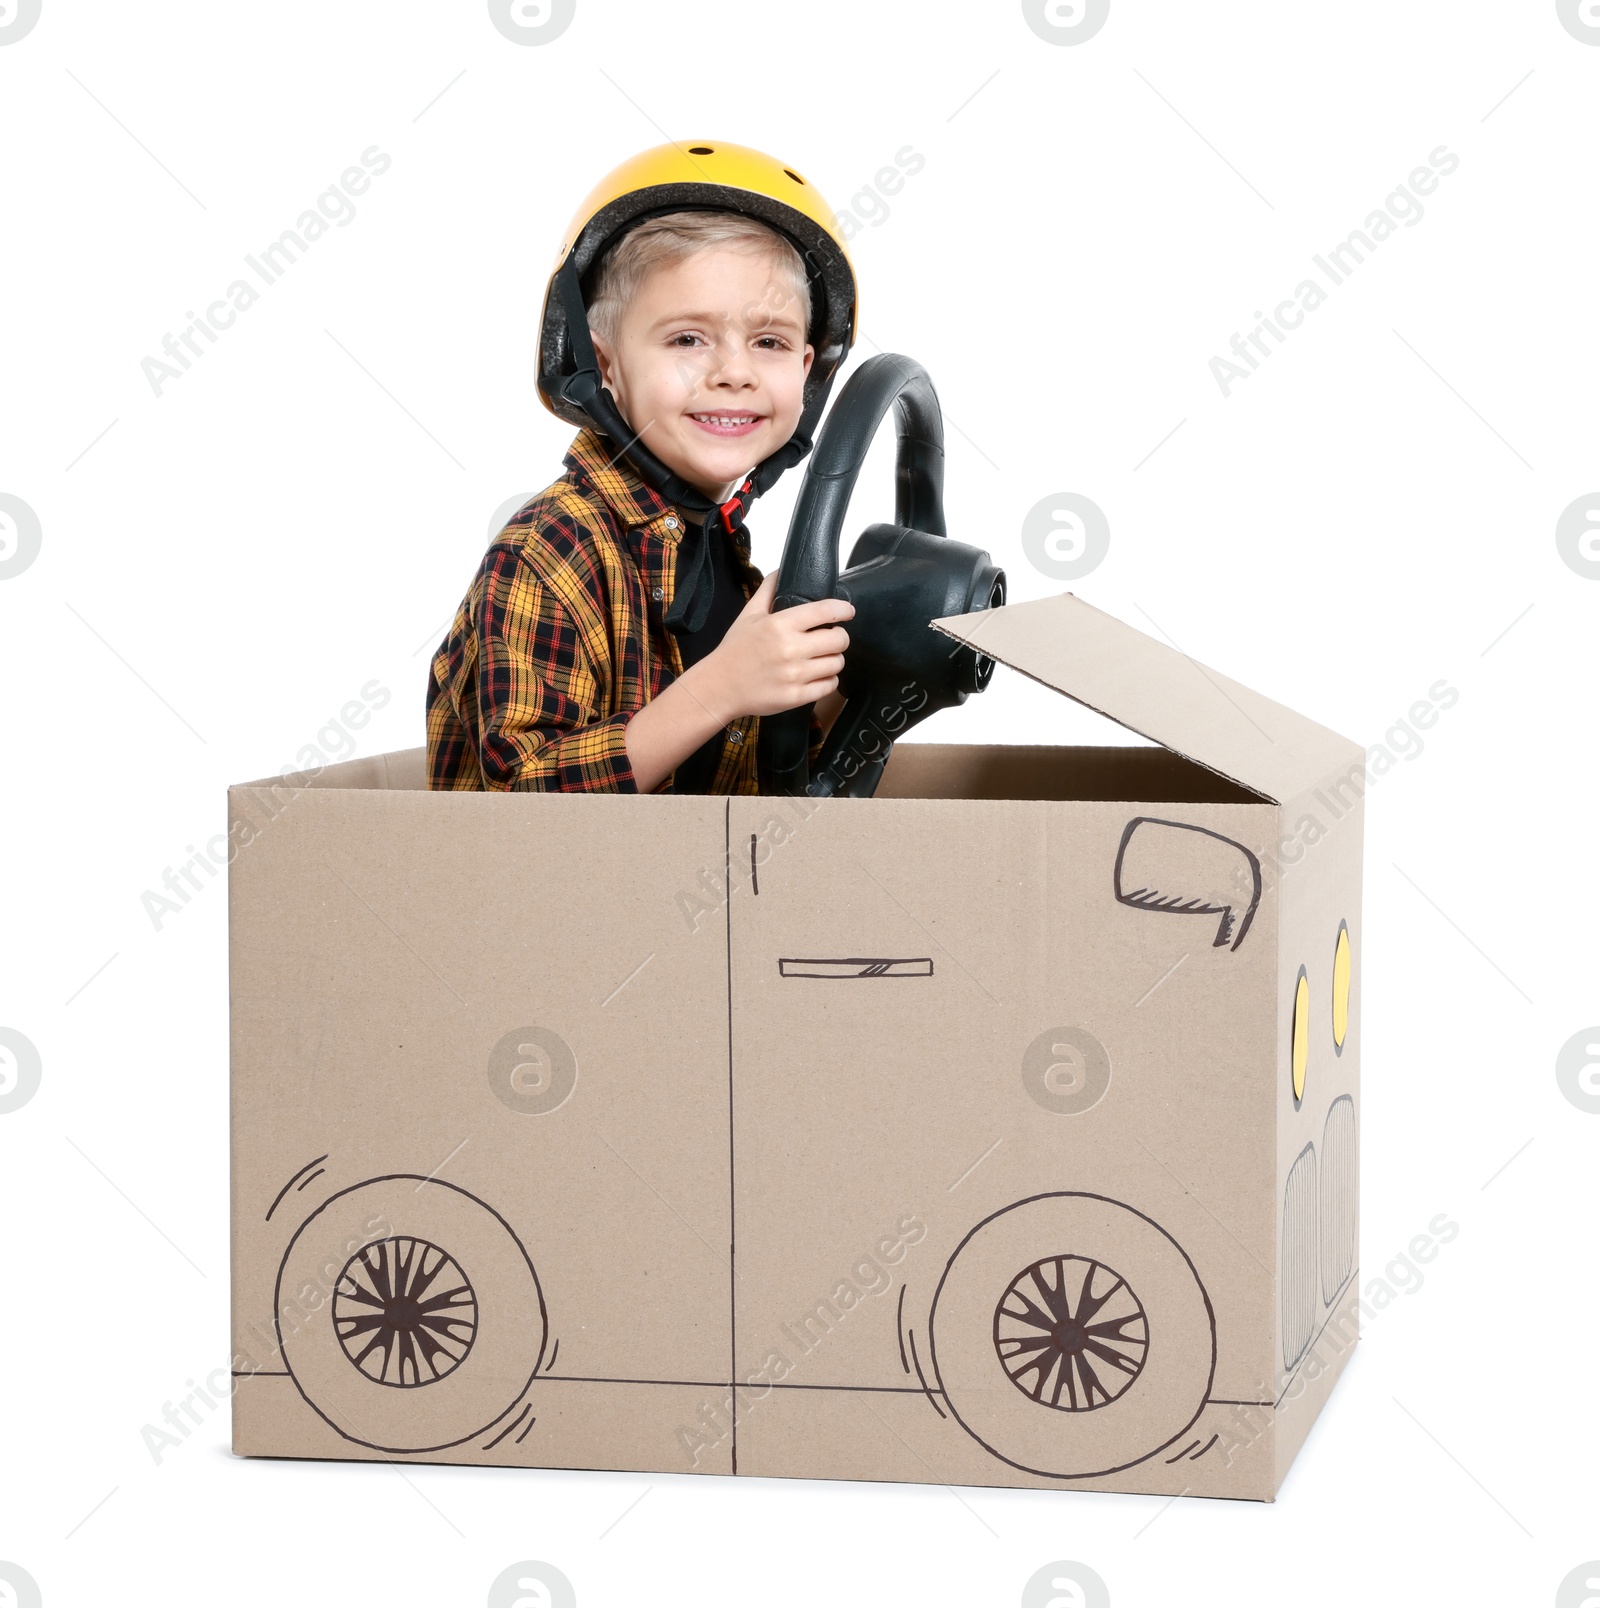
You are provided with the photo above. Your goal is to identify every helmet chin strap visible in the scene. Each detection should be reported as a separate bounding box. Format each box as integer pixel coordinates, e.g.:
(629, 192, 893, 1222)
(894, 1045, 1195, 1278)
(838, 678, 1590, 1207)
(552, 251, 828, 637)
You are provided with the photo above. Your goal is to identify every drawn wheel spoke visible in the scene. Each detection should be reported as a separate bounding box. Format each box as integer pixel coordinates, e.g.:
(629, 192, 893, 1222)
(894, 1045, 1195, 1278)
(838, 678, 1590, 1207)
(993, 1254, 1147, 1414)
(332, 1236, 479, 1388)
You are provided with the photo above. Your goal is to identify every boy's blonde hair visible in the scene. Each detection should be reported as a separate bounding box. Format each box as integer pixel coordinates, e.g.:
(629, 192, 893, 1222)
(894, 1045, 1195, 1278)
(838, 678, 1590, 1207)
(586, 209, 812, 350)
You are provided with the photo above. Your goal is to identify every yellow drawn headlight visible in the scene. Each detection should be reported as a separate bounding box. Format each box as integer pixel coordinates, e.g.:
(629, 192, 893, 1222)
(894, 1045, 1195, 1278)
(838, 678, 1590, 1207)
(1291, 966, 1310, 1105)
(1332, 921, 1351, 1053)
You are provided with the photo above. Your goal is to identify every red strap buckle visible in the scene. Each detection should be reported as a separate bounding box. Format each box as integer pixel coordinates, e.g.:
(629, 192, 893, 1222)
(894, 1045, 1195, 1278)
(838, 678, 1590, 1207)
(719, 478, 754, 535)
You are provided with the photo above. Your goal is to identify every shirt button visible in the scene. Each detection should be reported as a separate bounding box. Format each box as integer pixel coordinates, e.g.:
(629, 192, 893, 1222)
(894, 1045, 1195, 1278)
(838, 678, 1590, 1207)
(728, 728, 744, 744)
(651, 586, 664, 601)
(664, 516, 679, 530)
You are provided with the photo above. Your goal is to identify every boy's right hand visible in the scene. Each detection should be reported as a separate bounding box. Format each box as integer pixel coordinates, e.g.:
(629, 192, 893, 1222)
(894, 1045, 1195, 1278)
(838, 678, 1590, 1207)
(694, 571, 854, 723)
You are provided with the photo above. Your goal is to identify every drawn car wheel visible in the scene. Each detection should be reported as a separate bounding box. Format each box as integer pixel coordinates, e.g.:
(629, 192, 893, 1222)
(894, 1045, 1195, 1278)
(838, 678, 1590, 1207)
(333, 1237, 478, 1387)
(993, 1254, 1148, 1411)
(929, 1193, 1215, 1479)
(275, 1176, 546, 1454)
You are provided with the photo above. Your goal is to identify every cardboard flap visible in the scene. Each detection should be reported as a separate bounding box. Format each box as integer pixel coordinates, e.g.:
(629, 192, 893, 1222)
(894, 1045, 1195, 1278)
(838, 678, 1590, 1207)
(931, 592, 1362, 804)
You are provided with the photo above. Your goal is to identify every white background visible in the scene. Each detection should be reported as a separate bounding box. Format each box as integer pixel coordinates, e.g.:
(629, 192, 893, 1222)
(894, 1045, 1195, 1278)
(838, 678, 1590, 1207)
(2, 1, 1596, 1604)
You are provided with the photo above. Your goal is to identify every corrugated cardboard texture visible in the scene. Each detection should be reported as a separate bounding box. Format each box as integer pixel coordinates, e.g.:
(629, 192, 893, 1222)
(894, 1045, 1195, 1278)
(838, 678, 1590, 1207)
(229, 597, 1364, 1502)
(1269, 764, 1365, 1488)
(722, 793, 1279, 1497)
(874, 743, 1264, 805)
(931, 592, 1362, 804)
(229, 790, 739, 1469)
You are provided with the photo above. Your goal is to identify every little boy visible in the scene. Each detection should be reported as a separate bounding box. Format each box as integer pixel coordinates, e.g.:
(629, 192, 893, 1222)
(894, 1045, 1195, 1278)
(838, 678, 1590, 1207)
(427, 182, 857, 794)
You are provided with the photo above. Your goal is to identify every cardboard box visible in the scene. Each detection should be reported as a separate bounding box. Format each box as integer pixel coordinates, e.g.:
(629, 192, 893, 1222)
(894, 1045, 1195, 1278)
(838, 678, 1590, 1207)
(228, 590, 1364, 1500)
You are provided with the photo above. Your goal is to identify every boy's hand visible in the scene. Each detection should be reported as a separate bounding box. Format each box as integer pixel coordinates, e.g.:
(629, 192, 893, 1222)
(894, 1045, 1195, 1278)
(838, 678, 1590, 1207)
(692, 571, 854, 723)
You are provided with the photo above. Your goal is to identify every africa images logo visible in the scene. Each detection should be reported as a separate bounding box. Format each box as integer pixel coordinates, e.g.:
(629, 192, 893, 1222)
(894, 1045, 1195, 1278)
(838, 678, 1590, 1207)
(1022, 0, 1110, 46)
(140, 149, 393, 397)
(1209, 147, 1460, 397)
(487, 0, 575, 45)
(1556, 0, 1600, 43)
(0, 0, 43, 45)
(0, 494, 42, 580)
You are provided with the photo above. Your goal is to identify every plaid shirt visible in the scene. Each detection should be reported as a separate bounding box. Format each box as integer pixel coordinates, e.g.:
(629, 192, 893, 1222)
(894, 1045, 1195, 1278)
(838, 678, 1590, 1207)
(426, 427, 824, 793)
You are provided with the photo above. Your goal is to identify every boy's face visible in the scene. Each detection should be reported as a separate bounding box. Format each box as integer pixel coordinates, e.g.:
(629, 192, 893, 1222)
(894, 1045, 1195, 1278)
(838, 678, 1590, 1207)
(590, 244, 814, 503)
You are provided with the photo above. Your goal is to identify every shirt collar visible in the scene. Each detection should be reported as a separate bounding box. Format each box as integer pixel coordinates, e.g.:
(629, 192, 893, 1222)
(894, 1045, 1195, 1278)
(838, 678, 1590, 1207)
(562, 427, 679, 530)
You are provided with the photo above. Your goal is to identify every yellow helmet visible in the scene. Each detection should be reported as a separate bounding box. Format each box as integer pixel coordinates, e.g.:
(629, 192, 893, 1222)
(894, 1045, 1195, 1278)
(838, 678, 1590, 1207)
(536, 139, 859, 513)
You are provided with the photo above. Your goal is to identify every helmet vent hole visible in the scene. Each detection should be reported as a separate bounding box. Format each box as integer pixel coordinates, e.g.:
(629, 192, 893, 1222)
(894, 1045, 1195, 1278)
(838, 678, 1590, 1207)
(688, 146, 714, 155)
(783, 168, 806, 185)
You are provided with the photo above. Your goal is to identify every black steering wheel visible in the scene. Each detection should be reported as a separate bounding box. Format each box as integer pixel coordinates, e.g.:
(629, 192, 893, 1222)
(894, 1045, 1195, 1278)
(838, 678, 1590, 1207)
(757, 353, 1005, 798)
